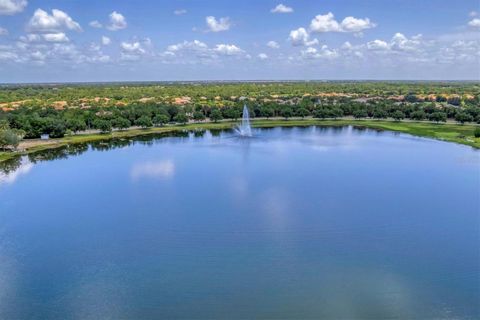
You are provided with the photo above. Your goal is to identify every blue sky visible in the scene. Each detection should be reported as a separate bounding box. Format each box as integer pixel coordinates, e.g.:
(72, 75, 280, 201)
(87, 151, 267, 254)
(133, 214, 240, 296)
(0, 0, 479, 82)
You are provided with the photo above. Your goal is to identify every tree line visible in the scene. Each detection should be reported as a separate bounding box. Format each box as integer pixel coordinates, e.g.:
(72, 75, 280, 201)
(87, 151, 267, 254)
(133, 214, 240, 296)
(0, 98, 479, 149)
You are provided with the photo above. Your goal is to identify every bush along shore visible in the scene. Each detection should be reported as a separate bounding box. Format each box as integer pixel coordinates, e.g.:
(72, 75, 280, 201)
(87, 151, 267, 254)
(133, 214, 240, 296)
(1, 118, 479, 164)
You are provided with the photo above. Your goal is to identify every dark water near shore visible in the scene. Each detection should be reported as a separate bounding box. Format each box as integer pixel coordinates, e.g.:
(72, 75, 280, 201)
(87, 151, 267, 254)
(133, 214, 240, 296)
(1, 126, 479, 319)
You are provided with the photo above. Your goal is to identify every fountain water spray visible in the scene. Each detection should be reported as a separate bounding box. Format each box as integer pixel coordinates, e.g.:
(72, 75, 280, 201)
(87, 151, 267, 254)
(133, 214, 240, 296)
(235, 104, 252, 137)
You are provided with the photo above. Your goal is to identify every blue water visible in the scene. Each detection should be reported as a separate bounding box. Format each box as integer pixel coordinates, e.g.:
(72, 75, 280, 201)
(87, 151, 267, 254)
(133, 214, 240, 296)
(0, 126, 479, 319)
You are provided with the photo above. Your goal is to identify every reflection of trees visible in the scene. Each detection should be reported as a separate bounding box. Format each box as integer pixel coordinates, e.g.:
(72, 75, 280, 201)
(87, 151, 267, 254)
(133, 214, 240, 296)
(0, 129, 218, 175)
(0, 156, 23, 175)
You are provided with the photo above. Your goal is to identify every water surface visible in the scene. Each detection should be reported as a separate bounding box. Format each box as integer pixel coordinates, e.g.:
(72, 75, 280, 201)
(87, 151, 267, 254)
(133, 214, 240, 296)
(1, 126, 479, 319)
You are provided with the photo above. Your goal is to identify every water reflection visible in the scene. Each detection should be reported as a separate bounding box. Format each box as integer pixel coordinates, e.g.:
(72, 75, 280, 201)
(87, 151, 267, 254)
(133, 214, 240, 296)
(131, 160, 175, 181)
(0, 157, 33, 185)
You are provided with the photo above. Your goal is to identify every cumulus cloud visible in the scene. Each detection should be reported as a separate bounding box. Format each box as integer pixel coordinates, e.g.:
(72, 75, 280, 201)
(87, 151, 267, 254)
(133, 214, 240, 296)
(174, 9, 186, 15)
(301, 45, 338, 59)
(267, 40, 280, 49)
(468, 18, 480, 28)
(0, 0, 27, 15)
(43, 32, 69, 42)
(258, 53, 268, 60)
(101, 36, 111, 45)
(367, 39, 389, 51)
(310, 12, 376, 33)
(271, 4, 293, 13)
(27, 8, 82, 33)
(107, 11, 127, 31)
(205, 16, 231, 32)
(120, 38, 152, 61)
(214, 44, 243, 55)
(288, 27, 318, 46)
(89, 20, 102, 28)
(0, 26, 8, 35)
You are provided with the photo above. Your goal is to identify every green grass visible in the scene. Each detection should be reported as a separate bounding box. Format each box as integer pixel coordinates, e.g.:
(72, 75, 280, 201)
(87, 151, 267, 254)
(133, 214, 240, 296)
(1, 119, 479, 163)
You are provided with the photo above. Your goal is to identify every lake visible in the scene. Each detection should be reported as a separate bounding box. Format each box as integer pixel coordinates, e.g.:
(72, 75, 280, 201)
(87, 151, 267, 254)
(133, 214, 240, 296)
(1, 126, 479, 319)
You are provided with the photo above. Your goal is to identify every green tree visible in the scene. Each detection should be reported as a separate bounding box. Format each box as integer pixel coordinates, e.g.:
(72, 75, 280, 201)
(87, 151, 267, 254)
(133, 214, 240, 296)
(66, 118, 87, 134)
(113, 117, 131, 130)
(296, 108, 310, 119)
(281, 107, 293, 120)
(153, 114, 169, 126)
(474, 127, 480, 138)
(428, 111, 447, 123)
(353, 109, 368, 119)
(455, 111, 473, 124)
(174, 113, 189, 124)
(135, 115, 153, 128)
(93, 119, 112, 133)
(193, 111, 206, 122)
(210, 109, 223, 123)
(0, 129, 23, 150)
(392, 110, 405, 121)
(410, 110, 426, 121)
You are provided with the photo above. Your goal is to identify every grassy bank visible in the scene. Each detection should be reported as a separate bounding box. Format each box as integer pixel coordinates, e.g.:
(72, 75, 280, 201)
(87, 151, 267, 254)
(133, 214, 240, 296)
(1, 119, 479, 163)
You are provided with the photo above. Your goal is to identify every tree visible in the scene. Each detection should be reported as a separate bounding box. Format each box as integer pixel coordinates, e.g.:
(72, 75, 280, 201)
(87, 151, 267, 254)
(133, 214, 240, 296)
(260, 106, 274, 119)
(373, 109, 388, 119)
(474, 127, 480, 138)
(193, 111, 206, 122)
(296, 108, 310, 119)
(174, 113, 189, 125)
(455, 111, 473, 124)
(428, 111, 447, 123)
(135, 115, 153, 128)
(0, 129, 23, 150)
(281, 107, 293, 120)
(93, 119, 112, 133)
(66, 118, 87, 134)
(153, 114, 169, 126)
(410, 110, 426, 121)
(392, 110, 405, 121)
(113, 117, 131, 130)
(210, 109, 223, 123)
(353, 109, 368, 119)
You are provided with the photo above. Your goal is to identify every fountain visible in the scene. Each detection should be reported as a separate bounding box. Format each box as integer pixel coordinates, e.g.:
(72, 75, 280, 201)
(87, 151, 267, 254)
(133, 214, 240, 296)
(236, 104, 252, 137)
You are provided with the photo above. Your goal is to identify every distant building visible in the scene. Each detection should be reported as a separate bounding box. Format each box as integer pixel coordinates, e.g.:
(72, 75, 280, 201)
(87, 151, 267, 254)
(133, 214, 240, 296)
(40, 134, 50, 140)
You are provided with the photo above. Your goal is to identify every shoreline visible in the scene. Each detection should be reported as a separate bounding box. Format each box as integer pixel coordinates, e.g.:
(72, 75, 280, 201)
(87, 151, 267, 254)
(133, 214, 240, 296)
(1, 118, 479, 163)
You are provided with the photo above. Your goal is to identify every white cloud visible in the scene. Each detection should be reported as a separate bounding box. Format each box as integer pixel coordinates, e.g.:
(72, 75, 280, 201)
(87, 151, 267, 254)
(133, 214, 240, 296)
(366, 33, 424, 53)
(174, 9, 186, 15)
(367, 39, 389, 51)
(27, 8, 81, 33)
(43, 32, 69, 42)
(0, 0, 27, 15)
(0, 26, 8, 35)
(340, 16, 376, 32)
(107, 11, 127, 31)
(267, 40, 280, 49)
(205, 16, 231, 32)
(310, 12, 375, 33)
(214, 44, 243, 55)
(89, 20, 102, 28)
(469, 11, 478, 17)
(167, 39, 208, 52)
(101, 36, 111, 45)
(288, 27, 318, 46)
(121, 41, 145, 54)
(468, 18, 480, 28)
(120, 38, 153, 61)
(271, 4, 293, 14)
(301, 45, 338, 59)
(258, 53, 268, 60)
